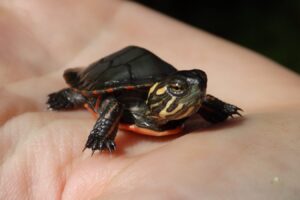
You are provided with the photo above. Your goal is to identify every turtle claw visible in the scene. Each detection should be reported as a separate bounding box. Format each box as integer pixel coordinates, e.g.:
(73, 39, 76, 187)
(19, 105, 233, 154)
(91, 150, 96, 157)
(235, 108, 243, 117)
(84, 133, 116, 155)
(106, 140, 116, 152)
(225, 104, 243, 118)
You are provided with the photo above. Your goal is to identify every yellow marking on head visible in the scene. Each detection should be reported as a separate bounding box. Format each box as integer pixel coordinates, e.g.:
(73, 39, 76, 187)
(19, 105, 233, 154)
(148, 82, 159, 97)
(159, 97, 184, 118)
(156, 87, 166, 95)
(150, 101, 162, 109)
(146, 82, 159, 105)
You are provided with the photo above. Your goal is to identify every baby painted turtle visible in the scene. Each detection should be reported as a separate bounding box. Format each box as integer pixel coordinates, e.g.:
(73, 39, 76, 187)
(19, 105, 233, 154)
(47, 46, 242, 153)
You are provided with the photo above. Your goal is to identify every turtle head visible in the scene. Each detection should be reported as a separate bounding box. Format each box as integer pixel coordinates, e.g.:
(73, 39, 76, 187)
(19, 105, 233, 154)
(146, 69, 207, 123)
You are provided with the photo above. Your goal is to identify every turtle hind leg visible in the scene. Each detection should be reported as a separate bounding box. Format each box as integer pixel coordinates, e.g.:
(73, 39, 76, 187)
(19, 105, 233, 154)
(198, 94, 242, 123)
(47, 88, 86, 110)
(84, 97, 123, 154)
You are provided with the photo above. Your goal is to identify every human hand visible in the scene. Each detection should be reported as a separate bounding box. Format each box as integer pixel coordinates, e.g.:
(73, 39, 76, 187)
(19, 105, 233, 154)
(1, 1, 300, 199)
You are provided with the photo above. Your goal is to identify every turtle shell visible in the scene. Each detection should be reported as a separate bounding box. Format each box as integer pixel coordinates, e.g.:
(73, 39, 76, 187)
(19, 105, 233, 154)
(64, 46, 177, 95)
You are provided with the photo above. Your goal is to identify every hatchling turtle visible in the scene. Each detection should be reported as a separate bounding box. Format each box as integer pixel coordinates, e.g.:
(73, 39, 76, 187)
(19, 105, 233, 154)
(47, 46, 242, 153)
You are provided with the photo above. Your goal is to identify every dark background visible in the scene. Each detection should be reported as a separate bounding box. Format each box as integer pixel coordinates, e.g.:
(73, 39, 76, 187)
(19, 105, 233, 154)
(134, 0, 300, 73)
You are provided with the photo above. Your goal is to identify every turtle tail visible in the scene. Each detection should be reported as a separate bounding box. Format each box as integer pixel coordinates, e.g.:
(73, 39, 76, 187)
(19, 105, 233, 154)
(63, 68, 82, 88)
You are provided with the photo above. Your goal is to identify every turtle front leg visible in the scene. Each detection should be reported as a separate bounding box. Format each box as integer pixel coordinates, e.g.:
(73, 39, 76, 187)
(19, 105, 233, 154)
(47, 88, 86, 110)
(84, 97, 123, 154)
(198, 94, 242, 123)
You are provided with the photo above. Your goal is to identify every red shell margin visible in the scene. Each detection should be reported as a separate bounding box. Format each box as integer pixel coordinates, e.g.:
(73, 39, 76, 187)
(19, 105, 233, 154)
(119, 123, 184, 136)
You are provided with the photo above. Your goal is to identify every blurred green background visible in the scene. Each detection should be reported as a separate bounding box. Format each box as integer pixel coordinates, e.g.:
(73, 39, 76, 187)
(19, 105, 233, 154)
(135, 0, 300, 74)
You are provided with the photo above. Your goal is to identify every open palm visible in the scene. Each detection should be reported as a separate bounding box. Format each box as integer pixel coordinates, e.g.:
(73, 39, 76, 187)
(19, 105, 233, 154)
(1, 1, 300, 199)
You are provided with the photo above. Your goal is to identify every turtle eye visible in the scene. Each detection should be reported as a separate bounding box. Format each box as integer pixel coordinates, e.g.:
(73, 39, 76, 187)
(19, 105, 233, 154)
(167, 79, 187, 96)
(170, 83, 182, 91)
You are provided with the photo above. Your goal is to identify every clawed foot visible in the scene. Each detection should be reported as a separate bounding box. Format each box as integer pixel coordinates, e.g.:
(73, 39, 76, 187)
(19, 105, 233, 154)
(83, 132, 116, 155)
(47, 89, 74, 110)
(224, 104, 243, 118)
(198, 95, 243, 123)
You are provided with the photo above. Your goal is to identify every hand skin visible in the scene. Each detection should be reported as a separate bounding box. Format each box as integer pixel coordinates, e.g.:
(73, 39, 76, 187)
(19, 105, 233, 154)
(0, 0, 300, 199)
